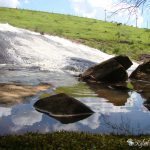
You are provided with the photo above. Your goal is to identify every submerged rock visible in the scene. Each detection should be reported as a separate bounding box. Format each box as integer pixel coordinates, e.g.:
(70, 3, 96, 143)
(34, 93, 94, 118)
(130, 60, 150, 81)
(80, 55, 131, 83)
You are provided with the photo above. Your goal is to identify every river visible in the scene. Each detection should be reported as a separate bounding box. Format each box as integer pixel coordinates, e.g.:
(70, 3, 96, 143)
(0, 24, 149, 135)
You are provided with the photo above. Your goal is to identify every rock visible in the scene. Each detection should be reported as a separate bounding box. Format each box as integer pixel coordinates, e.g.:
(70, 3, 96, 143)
(49, 114, 92, 124)
(113, 55, 133, 70)
(130, 60, 150, 81)
(80, 56, 129, 83)
(34, 93, 94, 117)
(138, 54, 150, 62)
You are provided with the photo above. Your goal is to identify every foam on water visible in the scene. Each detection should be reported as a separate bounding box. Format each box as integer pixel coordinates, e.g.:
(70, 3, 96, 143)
(0, 23, 115, 73)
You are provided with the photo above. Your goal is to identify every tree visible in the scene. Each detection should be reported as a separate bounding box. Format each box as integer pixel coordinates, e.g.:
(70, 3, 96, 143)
(112, 0, 149, 17)
(119, 0, 149, 11)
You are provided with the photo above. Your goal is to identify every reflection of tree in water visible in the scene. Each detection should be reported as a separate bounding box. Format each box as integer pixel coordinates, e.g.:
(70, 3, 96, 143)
(101, 114, 143, 135)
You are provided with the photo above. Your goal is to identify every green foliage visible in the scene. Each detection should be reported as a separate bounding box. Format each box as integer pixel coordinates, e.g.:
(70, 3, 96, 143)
(0, 8, 150, 60)
(0, 132, 149, 150)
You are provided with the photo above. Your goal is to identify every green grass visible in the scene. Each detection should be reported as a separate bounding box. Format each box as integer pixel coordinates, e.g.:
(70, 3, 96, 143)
(0, 132, 150, 150)
(0, 8, 150, 60)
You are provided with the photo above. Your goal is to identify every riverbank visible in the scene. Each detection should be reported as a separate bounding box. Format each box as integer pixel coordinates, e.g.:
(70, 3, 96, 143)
(0, 131, 150, 150)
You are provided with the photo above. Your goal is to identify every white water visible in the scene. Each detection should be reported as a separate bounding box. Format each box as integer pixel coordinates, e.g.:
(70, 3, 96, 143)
(0, 23, 138, 73)
(0, 23, 114, 73)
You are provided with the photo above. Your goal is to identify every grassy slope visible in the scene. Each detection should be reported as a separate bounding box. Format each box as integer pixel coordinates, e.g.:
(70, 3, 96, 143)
(0, 132, 150, 150)
(0, 8, 150, 60)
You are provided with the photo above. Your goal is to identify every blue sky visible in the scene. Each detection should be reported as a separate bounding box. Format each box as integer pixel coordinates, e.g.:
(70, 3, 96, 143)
(0, 0, 149, 28)
(20, 0, 72, 15)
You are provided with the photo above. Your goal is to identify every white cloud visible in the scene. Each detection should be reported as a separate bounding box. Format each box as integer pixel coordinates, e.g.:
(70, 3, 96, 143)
(12, 110, 42, 126)
(0, 0, 31, 8)
(0, 107, 11, 117)
(70, 0, 144, 27)
(79, 113, 101, 129)
(53, 123, 78, 131)
(0, 0, 19, 8)
(24, 0, 30, 3)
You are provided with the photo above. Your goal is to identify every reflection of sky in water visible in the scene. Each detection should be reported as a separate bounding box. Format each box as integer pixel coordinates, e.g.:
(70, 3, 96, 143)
(0, 90, 150, 135)
(0, 68, 78, 86)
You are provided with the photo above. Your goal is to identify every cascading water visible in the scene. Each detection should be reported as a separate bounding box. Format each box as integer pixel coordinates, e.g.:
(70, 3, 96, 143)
(0, 23, 113, 72)
(0, 23, 115, 85)
(0, 24, 149, 135)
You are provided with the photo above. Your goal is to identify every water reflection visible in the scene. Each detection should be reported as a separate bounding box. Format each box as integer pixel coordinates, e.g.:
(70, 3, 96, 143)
(0, 81, 150, 135)
(40, 113, 93, 124)
(0, 107, 11, 117)
(86, 82, 129, 106)
(131, 80, 150, 110)
(12, 110, 42, 127)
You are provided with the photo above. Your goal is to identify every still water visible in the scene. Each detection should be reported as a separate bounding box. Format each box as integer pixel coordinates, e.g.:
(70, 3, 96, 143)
(0, 67, 149, 135)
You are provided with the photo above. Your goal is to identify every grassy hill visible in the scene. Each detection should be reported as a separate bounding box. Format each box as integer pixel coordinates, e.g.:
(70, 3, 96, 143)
(0, 7, 150, 60)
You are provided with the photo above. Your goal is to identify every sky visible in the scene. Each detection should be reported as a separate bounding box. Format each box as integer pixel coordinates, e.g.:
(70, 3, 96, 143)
(0, 0, 149, 28)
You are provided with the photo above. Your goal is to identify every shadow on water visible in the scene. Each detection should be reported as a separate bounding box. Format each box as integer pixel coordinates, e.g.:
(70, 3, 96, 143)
(86, 82, 129, 106)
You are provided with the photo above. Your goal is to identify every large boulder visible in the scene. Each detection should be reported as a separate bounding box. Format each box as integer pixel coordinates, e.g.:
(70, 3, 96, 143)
(113, 55, 133, 70)
(80, 55, 131, 83)
(34, 93, 94, 118)
(130, 60, 150, 81)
